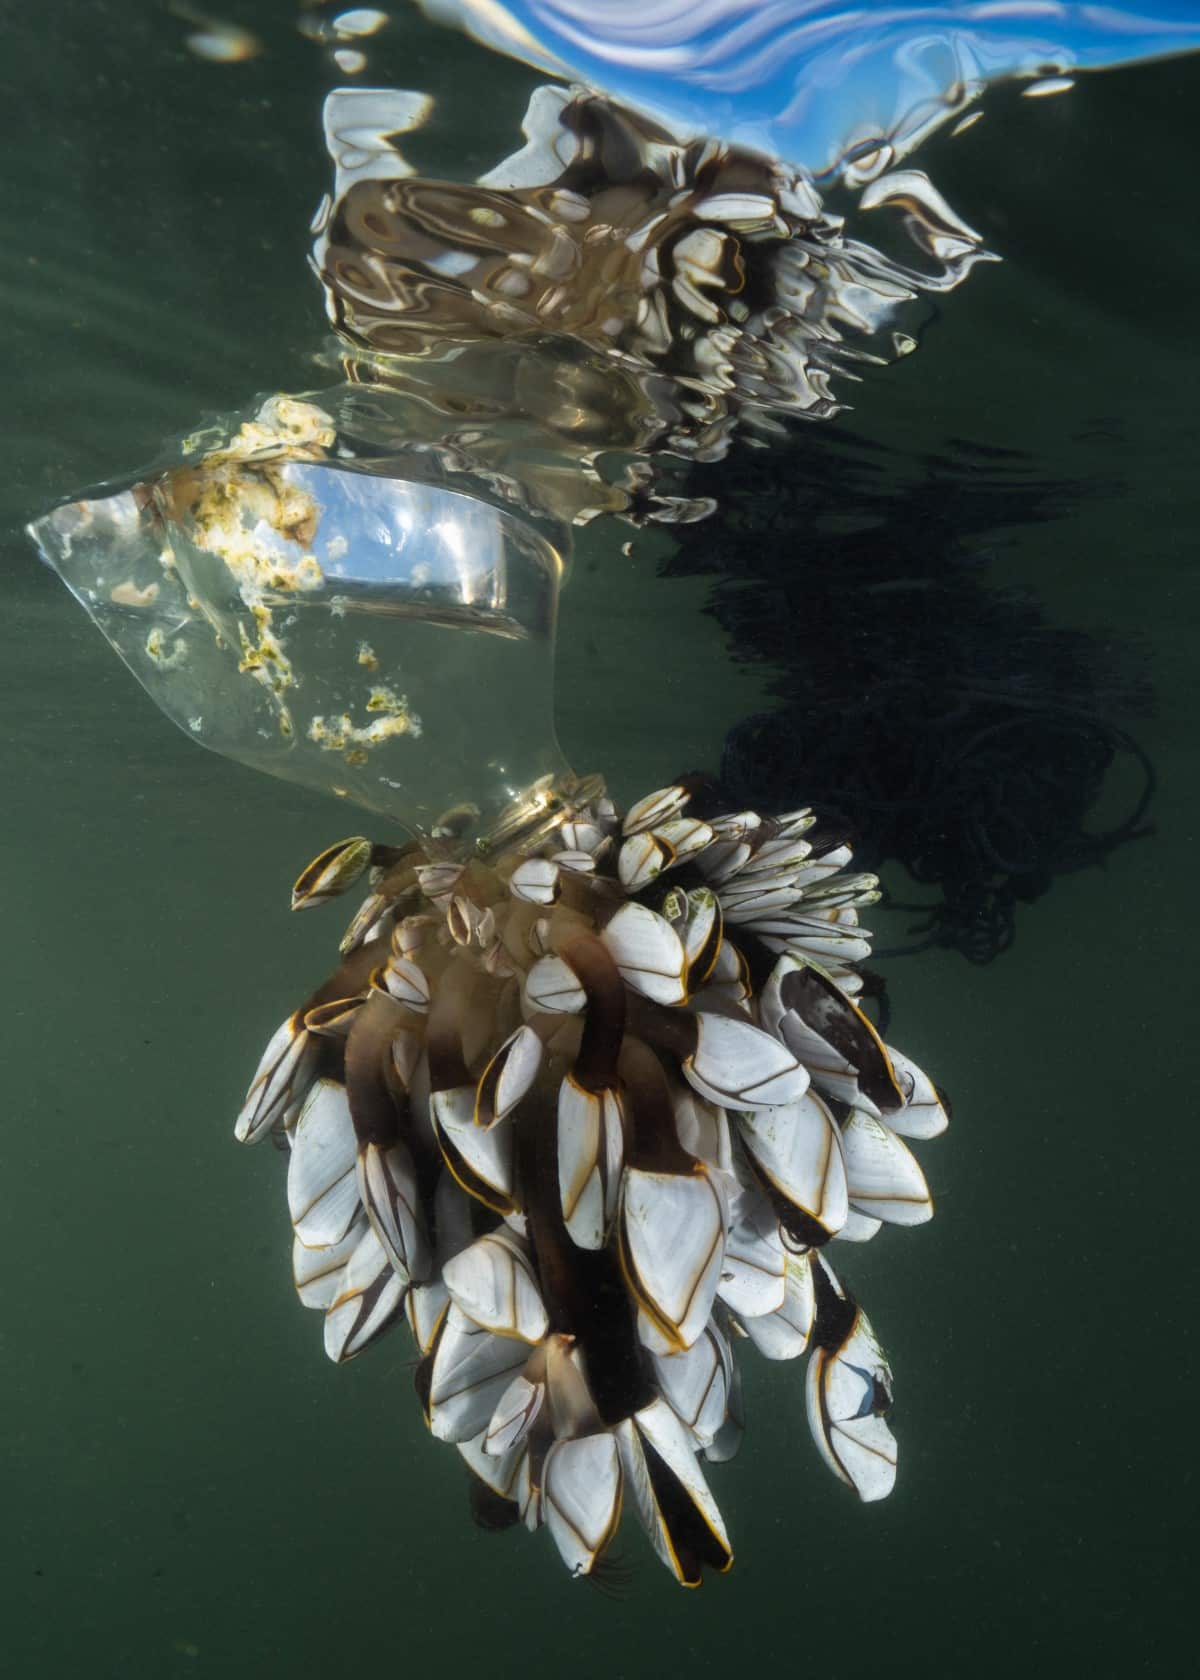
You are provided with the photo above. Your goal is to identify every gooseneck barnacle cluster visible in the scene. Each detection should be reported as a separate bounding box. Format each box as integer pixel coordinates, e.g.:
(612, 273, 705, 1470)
(237, 779, 947, 1584)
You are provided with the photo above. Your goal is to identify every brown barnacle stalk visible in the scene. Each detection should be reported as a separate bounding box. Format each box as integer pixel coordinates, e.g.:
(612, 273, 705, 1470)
(236, 778, 950, 1580)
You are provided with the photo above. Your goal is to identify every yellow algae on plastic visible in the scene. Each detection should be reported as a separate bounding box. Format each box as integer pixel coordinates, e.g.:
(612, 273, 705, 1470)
(110, 580, 161, 607)
(166, 398, 340, 717)
(145, 627, 188, 669)
(200, 398, 334, 466)
(307, 687, 423, 763)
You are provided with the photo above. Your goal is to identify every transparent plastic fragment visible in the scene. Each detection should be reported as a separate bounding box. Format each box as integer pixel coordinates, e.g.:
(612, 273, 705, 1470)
(28, 396, 573, 842)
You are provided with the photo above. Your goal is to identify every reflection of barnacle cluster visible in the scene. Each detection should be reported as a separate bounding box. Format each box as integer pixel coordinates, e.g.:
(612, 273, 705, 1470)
(238, 780, 947, 1583)
(316, 82, 987, 478)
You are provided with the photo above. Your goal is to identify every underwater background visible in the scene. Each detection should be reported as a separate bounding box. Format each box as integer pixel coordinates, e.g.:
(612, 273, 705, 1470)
(3, 1, 1197, 1674)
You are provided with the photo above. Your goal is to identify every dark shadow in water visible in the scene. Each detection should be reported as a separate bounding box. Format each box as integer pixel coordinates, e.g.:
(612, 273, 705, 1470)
(667, 430, 1156, 961)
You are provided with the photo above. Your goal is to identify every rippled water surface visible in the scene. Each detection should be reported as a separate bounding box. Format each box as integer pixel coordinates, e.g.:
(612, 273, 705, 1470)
(4, 3, 1198, 1675)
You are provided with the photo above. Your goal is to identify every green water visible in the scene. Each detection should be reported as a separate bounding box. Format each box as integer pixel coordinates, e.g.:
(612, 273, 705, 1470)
(4, 3, 1197, 1675)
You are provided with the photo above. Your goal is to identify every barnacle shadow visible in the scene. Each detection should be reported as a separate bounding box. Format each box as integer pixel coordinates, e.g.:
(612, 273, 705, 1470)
(666, 429, 1156, 962)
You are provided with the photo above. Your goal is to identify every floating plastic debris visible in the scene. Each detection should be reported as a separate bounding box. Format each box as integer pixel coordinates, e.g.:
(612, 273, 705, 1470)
(27, 395, 572, 841)
(238, 778, 948, 1580)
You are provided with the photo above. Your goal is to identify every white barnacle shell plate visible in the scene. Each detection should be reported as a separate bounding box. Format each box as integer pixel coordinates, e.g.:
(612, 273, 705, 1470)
(840, 1109, 932, 1225)
(287, 1079, 361, 1248)
(806, 1308, 897, 1502)
(558, 1078, 624, 1251)
(323, 1221, 407, 1363)
(459, 1427, 526, 1502)
(509, 857, 561, 905)
(672, 1087, 733, 1176)
(237, 1012, 317, 1143)
(621, 1166, 726, 1353)
(429, 1304, 532, 1443)
(685, 1014, 809, 1110)
(653, 1320, 734, 1445)
(442, 1229, 548, 1342)
(476, 1024, 544, 1128)
(618, 829, 675, 892)
(741, 1252, 815, 1361)
(885, 1047, 950, 1139)
(524, 954, 586, 1015)
(543, 1433, 622, 1578)
(381, 955, 430, 1012)
(292, 1215, 366, 1311)
(717, 1204, 787, 1318)
(615, 1398, 732, 1583)
(407, 1276, 450, 1356)
(432, 1085, 515, 1201)
(737, 1093, 848, 1240)
(623, 783, 693, 836)
(602, 902, 688, 1005)
(485, 1372, 545, 1458)
(355, 1137, 430, 1281)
